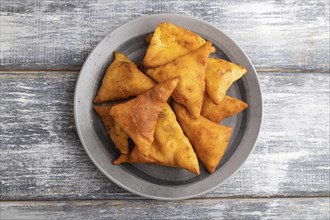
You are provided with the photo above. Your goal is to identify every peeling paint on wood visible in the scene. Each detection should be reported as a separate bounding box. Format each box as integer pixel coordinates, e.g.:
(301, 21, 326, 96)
(0, 71, 329, 200)
(1, 198, 329, 219)
(0, 0, 329, 70)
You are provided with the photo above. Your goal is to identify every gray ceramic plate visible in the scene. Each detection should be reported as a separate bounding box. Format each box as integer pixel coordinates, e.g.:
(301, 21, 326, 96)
(74, 14, 262, 200)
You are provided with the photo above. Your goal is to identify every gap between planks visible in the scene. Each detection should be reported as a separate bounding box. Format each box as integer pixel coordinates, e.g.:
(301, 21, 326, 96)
(0, 68, 329, 74)
(2, 195, 330, 202)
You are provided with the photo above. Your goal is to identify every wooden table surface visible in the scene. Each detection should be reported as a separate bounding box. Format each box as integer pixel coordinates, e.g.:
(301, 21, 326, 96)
(1, 0, 329, 219)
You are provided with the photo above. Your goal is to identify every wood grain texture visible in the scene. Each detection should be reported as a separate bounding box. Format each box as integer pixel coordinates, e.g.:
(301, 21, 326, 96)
(0, 0, 329, 70)
(1, 71, 329, 200)
(1, 198, 330, 220)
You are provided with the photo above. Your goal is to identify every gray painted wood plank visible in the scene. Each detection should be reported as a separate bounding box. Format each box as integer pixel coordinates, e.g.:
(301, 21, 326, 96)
(0, 0, 329, 70)
(0, 71, 329, 200)
(1, 198, 329, 220)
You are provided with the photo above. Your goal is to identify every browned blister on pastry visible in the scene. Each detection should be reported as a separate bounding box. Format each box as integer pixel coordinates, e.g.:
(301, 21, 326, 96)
(113, 104, 200, 175)
(94, 105, 129, 155)
(94, 51, 155, 104)
(146, 42, 214, 119)
(145, 33, 153, 44)
(143, 22, 206, 67)
(205, 58, 247, 104)
(201, 95, 248, 123)
(110, 78, 179, 157)
(173, 102, 232, 174)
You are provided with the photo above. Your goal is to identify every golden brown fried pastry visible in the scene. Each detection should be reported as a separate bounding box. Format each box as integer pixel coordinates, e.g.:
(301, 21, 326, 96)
(201, 95, 248, 123)
(94, 51, 155, 104)
(110, 78, 179, 157)
(146, 42, 214, 119)
(205, 58, 247, 104)
(173, 102, 232, 174)
(94, 105, 129, 155)
(143, 22, 206, 67)
(113, 104, 200, 175)
(113, 149, 156, 165)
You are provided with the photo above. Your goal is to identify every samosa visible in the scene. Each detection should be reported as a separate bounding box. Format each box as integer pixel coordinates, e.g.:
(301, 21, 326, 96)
(173, 102, 232, 174)
(94, 105, 129, 155)
(146, 42, 214, 119)
(94, 51, 155, 104)
(205, 58, 247, 104)
(113, 104, 200, 175)
(110, 78, 179, 157)
(143, 22, 206, 67)
(201, 95, 248, 123)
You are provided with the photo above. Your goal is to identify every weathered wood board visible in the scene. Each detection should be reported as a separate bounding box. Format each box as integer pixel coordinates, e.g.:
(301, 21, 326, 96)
(1, 71, 329, 200)
(0, 0, 329, 70)
(1, 198, 329, 219)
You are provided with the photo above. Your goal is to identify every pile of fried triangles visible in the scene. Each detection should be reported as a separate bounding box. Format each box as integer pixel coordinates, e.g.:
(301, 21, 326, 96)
(93, 23, 248, 175)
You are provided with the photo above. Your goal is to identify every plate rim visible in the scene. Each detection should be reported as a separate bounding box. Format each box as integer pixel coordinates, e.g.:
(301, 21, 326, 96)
(74, 13, 263, 200)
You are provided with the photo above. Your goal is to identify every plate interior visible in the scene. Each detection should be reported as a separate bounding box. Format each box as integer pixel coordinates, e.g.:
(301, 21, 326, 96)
(92, 33, 248, 186)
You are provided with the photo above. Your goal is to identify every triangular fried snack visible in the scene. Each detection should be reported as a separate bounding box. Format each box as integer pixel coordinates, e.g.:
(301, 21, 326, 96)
(146, 42, 214, 119)
(113, 104, 200, 175)
(143, 22, 206, 67)
(205, 58, 247, 104)
(94, 51, 155, 104)
(110, 78, 179, 156)
(94, 105, 129, 154)
(201, 95, 248, 123)
(173, 102, 232, 174)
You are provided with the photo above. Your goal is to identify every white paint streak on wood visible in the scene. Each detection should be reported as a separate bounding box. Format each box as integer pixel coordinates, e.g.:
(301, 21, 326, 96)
(0, 0, 329, 70)
(211, 73, 330, 197)
(0, 71, 329, 200)
(1, 198, 329, 219)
